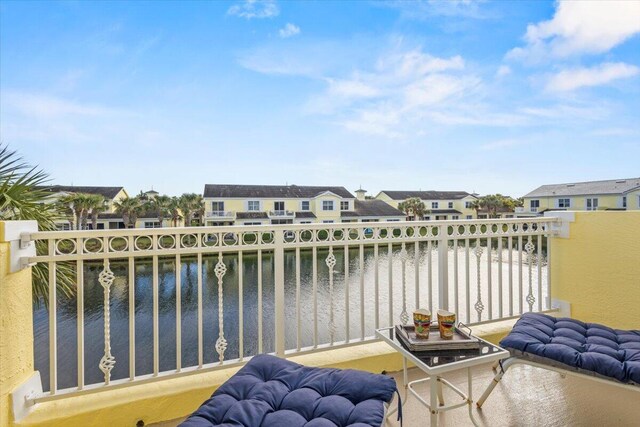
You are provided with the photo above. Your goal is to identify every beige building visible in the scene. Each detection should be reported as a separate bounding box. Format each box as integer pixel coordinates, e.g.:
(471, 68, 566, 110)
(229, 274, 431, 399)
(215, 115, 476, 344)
(375, 190, 478, 220)
(517, 177, 640, 217)
(202, 184, 404, 226)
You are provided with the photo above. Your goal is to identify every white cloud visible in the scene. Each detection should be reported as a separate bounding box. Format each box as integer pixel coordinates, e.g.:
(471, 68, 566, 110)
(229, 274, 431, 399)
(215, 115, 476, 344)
(496, 65, 511, 77)
(228, 0, 279, 19)
(546, 62, 639, 92)
(508, 0, 640, 61)
(2, 91, 120, 119)
(480, 139, 523, 151)
(279, 23, 300, 38)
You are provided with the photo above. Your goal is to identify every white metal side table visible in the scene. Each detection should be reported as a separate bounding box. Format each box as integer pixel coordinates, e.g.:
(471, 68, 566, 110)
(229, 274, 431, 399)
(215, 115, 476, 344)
(376, 326, 509, 426)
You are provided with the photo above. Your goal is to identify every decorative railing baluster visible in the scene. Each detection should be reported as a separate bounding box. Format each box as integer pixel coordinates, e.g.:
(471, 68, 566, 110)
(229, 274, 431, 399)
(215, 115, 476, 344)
(525, 236, 536, 312)
(399, 244, 409, 325)
(326, 247, 337, 344)
(98, 259, 115, 385)
(474, 240, 485, 322)
(214, 253, 228, 363)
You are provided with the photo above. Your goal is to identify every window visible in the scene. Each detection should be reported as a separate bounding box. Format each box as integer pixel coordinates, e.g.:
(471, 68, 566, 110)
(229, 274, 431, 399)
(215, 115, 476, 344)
(530, 200, 540, 212)
(340, 201, 349, 210)
(432, 202, 439, 209)
(322, 200, 334, 211)
(586, 198, 598, 211)
(144, 221, 160, 228)
(323, 220, 334, 223)
(558, 198, 570, 208)
(211, 201, 224, 212)
(448, 202, 454, 209)
(57, 223, 71, 231)
(300, 221, 312, 224)
(386, 219, 400, 222)
(465, 201, 473, 209)
(466, 215, 473, 219)
(301, 201, 310, 211)
(425, 216, 431, 220)
(243, 222, 261, 226)
(622, 196, 627, 208)
(452, 215, 459, 220)
(274, 201, 285, 212)
(248, 200, 260, 211)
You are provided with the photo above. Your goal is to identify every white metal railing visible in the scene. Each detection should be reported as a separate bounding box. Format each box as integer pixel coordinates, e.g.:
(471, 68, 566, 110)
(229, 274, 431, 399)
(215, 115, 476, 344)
(205, 211, 235, 218)
(24, 217, 558, 402)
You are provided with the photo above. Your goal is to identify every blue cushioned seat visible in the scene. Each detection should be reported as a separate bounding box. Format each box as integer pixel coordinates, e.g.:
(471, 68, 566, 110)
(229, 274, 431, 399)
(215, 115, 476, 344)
(500, 313, 640, 385)
(180, 354, 398, 427)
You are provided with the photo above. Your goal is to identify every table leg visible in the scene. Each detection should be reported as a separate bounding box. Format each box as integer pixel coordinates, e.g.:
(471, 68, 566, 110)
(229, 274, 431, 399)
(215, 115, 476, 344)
(436, 377, 445, 406)
(467, 368, 479, 427)
(430, 376, 438, 426)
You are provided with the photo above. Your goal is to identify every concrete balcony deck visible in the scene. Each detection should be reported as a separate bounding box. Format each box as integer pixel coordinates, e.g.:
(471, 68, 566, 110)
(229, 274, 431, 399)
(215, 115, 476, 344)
(152, 362, 640, 426)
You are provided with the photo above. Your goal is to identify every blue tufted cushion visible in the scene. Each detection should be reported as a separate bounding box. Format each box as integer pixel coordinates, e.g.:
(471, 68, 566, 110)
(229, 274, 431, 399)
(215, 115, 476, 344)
(501, 313, 640, 384)
(180, 354, 397, 427)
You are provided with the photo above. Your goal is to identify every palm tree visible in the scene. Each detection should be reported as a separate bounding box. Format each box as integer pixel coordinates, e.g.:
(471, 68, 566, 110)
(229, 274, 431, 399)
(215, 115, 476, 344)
(167, 196, 181, 227)
(86, 194, 107, 230)
(398, 197, 426, 221)
(114, 196, 142, 228)
(145, 194, 171, 227)
(179, 193, 202, 227)
(469, 199, 481, 217)
(0, 144, 75, 304)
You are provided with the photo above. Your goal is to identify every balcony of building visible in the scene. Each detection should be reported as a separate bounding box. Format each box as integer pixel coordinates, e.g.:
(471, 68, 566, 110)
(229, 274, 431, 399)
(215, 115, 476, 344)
(1, 211, 638, 426)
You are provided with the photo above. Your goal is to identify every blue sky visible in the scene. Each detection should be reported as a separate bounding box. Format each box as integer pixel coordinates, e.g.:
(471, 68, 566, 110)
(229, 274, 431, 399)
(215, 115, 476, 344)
(1, 0, 639, 197)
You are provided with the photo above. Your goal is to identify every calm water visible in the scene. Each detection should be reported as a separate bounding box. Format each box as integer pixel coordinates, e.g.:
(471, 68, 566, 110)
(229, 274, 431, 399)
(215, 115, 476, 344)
(34, 242, 548, 391)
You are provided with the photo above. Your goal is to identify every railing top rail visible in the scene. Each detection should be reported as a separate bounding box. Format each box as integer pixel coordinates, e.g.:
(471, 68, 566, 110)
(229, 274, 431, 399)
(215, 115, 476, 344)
(28, 217, 560, 240)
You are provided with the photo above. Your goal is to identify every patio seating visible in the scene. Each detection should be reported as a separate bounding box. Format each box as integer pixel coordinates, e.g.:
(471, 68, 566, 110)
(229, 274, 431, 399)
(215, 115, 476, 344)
(477, 313, 640, 408)
(180, 354, 400, 426)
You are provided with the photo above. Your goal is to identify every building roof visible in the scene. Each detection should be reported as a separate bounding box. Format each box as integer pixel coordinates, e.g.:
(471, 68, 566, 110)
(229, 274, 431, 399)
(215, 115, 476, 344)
(350, 200, 405, 217)
(203, 184, 354, 199)
(428, 209, 462, 215)
(236, 212, 269, 220)
(379, 190, 473, 201)
(523, 178, 640, 198)
(38, 185, 125, 199)
(295, 211, 317, 219)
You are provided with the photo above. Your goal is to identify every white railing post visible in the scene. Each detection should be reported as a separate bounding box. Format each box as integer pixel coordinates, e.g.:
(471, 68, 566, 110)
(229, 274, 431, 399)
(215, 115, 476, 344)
(273, 229, 286, 357)
(438, 225, 449, 311)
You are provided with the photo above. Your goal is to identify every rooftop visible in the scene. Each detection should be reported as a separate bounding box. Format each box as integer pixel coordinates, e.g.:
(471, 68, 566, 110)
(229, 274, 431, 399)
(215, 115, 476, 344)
(37, 185, 125, 199)
(523, 177, 640, 198)
(379, 190, 474, 201)
(203, 184, 354, 199)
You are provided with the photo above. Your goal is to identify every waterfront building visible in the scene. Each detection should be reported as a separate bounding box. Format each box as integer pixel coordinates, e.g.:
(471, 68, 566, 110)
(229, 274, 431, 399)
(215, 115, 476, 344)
(517, 177, 640, 217)
(375, 190, 478, 220)
(202, 184, 404, 226)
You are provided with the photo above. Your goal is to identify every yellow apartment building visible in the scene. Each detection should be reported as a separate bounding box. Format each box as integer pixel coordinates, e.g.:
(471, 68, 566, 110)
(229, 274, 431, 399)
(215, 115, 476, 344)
(202, 184, 405, 226)
(375, 190, 479, 220)
(517, 177, 640, 217)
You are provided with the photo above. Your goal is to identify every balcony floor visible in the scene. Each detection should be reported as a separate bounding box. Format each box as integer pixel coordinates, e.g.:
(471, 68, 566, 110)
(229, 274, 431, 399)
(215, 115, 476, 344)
(387, 362, 639, 427)
(152, 362, 639, 427)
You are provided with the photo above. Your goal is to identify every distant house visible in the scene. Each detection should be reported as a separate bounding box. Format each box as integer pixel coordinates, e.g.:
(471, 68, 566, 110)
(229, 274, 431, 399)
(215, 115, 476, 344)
(517, 178, 640, 217)
(39, 185, 129, 230)
(202, 184, 404, 226)
(376, 190, 478, 220)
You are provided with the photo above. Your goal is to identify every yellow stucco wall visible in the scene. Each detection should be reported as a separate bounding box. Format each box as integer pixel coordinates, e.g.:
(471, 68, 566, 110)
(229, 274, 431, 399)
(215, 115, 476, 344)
(550, 211, 640, 329)
(0, 237, 35, 427)
(524, 194, 636, 212)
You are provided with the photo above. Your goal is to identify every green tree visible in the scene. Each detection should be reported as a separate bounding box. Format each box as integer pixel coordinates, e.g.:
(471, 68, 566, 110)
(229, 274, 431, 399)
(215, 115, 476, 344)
(167, 196, 181, 227)
(144, 194, 171, 227)
(398, 197, 426, 220)
(179, 193, 204, 227)
(114, 196, 142, 228)
(86, 194, 107, 230)
(0, 144, 75, 304)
